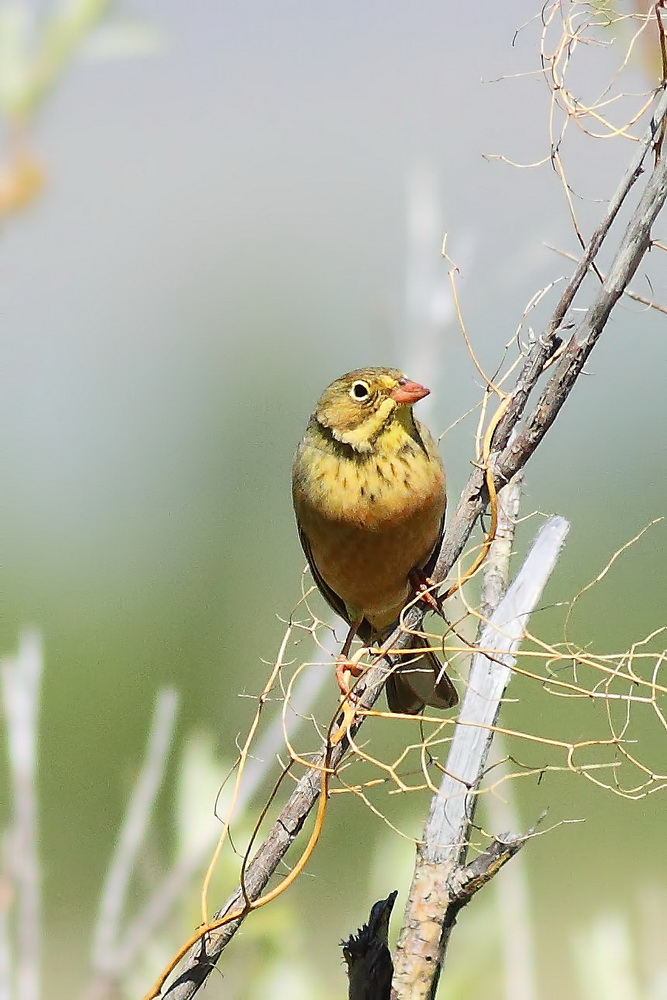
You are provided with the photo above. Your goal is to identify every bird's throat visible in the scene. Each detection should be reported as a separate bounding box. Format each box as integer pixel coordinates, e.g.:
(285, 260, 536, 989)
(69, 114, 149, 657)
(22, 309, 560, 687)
(323, 397, 396, 453)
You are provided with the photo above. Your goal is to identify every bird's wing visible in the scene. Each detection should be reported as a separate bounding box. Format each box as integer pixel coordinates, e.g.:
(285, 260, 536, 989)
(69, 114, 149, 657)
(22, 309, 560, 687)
(296, 522, 351, 625)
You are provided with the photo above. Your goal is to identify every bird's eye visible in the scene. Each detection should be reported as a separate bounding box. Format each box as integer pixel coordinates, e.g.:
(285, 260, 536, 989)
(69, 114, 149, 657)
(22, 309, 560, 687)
(350, 380, 370, 401)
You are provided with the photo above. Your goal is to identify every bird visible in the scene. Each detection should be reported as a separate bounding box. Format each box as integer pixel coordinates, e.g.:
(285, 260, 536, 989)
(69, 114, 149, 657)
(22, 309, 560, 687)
(292, 366, 458, 714)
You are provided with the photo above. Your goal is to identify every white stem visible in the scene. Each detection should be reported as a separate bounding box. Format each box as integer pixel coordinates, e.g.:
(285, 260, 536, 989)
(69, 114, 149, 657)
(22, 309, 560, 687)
(92, 688, 179, 974)
(1, 631, 43, 1000)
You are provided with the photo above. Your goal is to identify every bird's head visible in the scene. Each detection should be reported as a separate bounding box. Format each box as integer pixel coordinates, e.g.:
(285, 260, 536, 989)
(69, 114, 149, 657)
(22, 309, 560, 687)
(313, 367, 430, 453)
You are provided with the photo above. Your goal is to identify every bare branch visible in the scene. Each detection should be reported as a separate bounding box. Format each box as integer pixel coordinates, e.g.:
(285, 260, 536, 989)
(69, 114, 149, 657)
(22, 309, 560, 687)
(159, 736, 344, 999)
(450, 829, 536, 903)
(1, 631, 43, 1000)
(435, 87, 667, 584)
(392, 506, 569, 998)
(501, 147, 667, 479)
(545, 243, 667, 314)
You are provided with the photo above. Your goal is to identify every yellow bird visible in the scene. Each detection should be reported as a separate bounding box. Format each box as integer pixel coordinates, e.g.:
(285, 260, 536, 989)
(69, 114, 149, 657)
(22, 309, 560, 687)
(292, 367, 458, 714)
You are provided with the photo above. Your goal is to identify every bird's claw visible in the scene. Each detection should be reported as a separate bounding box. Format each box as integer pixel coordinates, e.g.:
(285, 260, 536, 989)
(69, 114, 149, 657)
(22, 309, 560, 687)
(335, 646, 366, 698)
(409, 569, 445, 618)
(331, 647, 368, 745)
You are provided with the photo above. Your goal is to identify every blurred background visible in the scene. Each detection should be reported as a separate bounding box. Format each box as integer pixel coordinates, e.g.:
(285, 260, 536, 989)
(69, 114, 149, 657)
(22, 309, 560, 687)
(1, 2, 666, 998)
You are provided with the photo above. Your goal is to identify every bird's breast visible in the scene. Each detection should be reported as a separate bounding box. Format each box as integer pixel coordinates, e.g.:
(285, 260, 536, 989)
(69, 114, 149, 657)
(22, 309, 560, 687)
(296, 437, 443, 519)
(293, 442, 446, 627)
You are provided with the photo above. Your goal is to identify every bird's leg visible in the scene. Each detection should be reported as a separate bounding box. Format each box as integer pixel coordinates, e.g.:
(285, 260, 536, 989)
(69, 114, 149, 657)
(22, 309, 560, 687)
(332, 620, 369, 746)
(335, 617, 366, 698)
(409, 568, 445, 618)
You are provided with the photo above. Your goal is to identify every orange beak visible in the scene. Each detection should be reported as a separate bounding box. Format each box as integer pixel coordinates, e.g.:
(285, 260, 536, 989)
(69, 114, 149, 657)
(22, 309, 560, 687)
(390, 377, 430, 405)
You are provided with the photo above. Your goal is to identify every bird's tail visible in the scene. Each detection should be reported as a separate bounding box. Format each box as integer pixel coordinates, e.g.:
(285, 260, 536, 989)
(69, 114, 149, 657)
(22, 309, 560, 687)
(385, 637, 458, 715)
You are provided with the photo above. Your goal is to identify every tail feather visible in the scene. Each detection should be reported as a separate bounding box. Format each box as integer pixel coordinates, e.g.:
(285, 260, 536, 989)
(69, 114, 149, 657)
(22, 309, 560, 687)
(385, 641, 458, 715)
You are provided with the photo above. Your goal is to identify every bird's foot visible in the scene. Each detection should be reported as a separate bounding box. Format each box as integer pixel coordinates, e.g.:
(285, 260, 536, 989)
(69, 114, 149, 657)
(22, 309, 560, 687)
(409, 568, 445, 618)
(331, 647, 368, 745)
(335, 646, 367, 699)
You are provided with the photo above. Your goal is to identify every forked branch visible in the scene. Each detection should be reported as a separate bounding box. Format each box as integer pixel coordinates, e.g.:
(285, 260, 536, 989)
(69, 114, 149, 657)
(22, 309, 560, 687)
(392, 483, 568, 998)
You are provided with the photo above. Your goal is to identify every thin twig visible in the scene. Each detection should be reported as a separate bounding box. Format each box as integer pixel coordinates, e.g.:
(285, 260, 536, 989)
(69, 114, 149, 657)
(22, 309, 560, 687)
(545, 243, 667, 314)
(392, 502, 569, 999)
(1, 631, 43, 1000)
